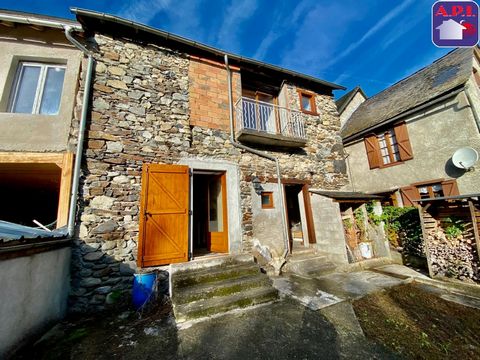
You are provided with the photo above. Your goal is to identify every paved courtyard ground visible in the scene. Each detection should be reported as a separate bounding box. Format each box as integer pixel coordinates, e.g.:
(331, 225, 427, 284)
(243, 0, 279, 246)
(17, 265, 480, 360)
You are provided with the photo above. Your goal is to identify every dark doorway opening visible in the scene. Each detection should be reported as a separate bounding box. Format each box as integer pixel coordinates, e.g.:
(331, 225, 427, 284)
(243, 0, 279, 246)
(0, 163, 61, 227)
(285, 184, 305, 251)
(192, 171, 229, 257)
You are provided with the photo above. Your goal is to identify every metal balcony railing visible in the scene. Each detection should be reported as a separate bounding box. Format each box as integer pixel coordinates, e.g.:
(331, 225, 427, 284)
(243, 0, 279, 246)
(235, 97, 307, 140)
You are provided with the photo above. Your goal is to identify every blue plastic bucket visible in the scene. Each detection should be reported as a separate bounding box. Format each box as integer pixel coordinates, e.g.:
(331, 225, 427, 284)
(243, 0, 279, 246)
(132, 272, 157, 310)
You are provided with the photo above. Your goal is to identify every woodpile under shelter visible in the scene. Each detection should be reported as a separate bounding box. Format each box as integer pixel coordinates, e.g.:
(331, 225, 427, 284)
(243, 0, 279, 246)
(416, 194, 480, 283)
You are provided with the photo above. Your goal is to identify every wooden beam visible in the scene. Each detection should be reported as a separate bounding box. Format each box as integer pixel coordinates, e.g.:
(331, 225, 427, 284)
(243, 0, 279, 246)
(0, 21, 15, 28)
(417, 205, 434, 278)
(56, 153, 74, 228)
(469, 201, 480, 258)
(0, 152, 64, 167)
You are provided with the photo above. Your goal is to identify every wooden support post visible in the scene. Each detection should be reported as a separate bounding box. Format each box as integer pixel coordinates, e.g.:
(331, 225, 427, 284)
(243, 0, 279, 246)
(417, 204, 435, 278)
(468, 200, 480, 258)
(56, 153, 74, 228)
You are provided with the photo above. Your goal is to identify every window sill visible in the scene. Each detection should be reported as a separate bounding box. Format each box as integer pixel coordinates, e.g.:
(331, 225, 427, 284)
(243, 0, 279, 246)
(378, 161, 405, 169)
(300, 110, 318, 116)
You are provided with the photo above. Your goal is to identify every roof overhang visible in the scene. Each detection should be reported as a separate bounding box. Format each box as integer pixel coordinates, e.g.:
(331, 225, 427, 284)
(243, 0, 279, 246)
(0, 9, 81, 31)
(309, 190, 383, 202)
(70, 7, 345, 93)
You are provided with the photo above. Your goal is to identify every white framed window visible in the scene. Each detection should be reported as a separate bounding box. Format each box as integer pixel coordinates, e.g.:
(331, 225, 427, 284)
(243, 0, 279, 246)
(8, 62, 66, 115)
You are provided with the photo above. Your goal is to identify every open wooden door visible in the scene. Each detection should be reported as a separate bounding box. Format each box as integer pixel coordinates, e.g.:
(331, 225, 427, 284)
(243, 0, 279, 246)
(208, 173, 228, 253)
(138, 164, 189, 267)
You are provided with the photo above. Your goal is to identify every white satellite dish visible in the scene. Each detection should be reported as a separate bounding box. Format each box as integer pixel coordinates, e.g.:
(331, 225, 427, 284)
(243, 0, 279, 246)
(452, 147, 479, 170)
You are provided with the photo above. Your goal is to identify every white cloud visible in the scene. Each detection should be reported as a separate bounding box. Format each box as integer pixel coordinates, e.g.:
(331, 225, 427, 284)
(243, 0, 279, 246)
(117, 0, 172, 24)
(216, 0, 259, 51)
(324, 0, 416, 68)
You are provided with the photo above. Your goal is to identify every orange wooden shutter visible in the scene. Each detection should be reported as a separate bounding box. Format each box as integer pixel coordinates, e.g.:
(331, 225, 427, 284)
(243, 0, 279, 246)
(394, 123, 413, 161)
(364, 134, 381, 169)
(138, 164, 189, 267)
(400, 186, 420, 207)
(442, 179, 460, 196)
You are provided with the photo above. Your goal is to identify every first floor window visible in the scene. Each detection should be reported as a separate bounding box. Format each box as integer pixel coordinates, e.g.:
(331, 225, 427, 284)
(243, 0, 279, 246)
(9, 62, 66, 115)
(377, 129, 401, 165)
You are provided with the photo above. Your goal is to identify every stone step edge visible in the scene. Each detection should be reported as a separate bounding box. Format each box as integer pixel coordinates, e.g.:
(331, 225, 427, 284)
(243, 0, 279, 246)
(170, 254, 254, 274)
(172, 273, 272, 305)
(172, 263, 261, 288)
(173, 286, 279, 323)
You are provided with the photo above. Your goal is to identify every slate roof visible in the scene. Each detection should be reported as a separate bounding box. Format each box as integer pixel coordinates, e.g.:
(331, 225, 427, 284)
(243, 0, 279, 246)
(335, 86, 367, 115)
(341, 48, 474, 141)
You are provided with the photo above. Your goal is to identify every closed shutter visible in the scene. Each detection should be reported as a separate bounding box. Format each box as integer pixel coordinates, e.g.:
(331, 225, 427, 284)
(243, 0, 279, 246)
(394, 123, 413, 161)
(364, 134, 381, 169)
(400, 186, 420, 207)
(442, 179, 460, 196)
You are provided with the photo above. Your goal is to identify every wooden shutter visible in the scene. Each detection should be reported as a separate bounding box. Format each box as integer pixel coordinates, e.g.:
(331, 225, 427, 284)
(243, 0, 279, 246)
(138, 164, 190, 267)
(394, 123, 413, 161)
(442, 179, 460, 196)
(400, 186, 420, 207)
(364, 134, 381, 169)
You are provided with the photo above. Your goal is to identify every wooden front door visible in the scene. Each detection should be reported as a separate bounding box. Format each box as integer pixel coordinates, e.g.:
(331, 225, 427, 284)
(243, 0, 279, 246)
(207, 173, 229, 253)
(138, 164, 189, 267)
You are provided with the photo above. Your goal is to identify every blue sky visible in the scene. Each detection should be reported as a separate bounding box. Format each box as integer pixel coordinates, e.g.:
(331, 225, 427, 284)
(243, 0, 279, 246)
(1, 0, 454, 98)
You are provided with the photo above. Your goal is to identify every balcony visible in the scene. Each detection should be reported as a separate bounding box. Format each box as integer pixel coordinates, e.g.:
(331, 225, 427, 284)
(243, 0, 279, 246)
(235, 97, 307, 147)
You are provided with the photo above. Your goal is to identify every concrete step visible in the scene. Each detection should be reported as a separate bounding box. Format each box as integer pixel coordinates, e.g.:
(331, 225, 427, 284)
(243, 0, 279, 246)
(172, 262, 261, 289)
(174, 285, 279, 323)
(283, 251, 337, 277)
(173, 273, 271, 305)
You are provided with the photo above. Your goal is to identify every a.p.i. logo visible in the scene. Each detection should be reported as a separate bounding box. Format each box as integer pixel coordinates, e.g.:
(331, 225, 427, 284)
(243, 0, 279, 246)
(432, 1, 479, 47)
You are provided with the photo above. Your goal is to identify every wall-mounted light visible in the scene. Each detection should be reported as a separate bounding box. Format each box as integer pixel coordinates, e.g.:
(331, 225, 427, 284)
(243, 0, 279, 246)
(252, 176, 263, 195)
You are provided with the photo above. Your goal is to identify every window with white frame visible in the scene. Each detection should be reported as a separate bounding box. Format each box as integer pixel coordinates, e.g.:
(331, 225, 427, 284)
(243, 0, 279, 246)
(8, 62, 66, 115)
(377, 129, 401, 165)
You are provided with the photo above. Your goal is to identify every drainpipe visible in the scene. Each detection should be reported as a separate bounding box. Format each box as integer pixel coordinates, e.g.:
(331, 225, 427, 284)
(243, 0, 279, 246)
(64, 26, 95, 237)
(464, 85, 480, 134)
(224, 55, 290, 258)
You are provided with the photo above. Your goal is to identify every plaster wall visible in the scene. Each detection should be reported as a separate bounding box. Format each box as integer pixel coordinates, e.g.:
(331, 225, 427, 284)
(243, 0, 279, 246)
(0, 247, 71, 357)
(340, 92, 366, 128)
(251, 182, 285, 257)
(310, 194, 348, 264)
(344, 91, 480, 194)
(0, 26, 82, 152)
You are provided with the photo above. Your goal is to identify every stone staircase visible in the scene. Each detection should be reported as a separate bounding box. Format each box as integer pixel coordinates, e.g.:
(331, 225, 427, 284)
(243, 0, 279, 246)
(171, 255, 279, 323)
(282, 248, 337, 277)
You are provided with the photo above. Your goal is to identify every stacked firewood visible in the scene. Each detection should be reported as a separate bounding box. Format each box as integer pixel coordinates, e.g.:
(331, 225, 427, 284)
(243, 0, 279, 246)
(427, 228, 480, 282)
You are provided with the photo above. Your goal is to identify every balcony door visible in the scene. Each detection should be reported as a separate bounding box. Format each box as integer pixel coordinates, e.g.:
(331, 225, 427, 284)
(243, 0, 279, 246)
(242, 90, 278, 133)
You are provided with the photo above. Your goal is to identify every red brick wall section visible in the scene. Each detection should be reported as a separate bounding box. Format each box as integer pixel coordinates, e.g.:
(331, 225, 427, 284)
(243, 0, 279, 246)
(189, 57, 241, 131)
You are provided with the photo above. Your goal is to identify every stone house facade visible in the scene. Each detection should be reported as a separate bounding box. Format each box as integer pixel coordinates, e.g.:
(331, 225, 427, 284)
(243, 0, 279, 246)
(68, 9, 350, 311)
(339, 48, 480, 206)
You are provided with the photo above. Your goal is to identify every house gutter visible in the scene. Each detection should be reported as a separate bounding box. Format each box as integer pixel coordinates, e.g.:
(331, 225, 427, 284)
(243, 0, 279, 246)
(343, 86, 464, 144)
(463, 85, 480, 133)
(224, 55, 290, 258)
(64, 26, 95, 237)
(0, 12, 82, 30)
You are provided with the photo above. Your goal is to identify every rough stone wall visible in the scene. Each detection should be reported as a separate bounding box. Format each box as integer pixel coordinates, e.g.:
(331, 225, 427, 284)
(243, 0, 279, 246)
(189, 57, 241, 130)
(70, 33, 349, 312)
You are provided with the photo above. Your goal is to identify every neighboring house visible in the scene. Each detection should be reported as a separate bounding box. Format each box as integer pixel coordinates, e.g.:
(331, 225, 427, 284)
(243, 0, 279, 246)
(0, 9, 83, 229)
(339, 48, 480, 206)
(0, 10, 83, 357)
(66, 8, 351, 311)
(335, 86, 367, 128)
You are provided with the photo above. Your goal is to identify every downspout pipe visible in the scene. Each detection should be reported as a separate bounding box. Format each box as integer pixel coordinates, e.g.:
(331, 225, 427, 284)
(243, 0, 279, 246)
(464, 85, 480, 134)
(224, 55, 290, 258)
(64, 26, 95, 237)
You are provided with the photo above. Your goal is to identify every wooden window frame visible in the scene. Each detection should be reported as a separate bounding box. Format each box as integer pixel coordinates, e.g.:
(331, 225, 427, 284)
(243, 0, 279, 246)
(297, 90, 317, 115)
(261, 191, 274, 209)
(364, 122, 413, 169)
